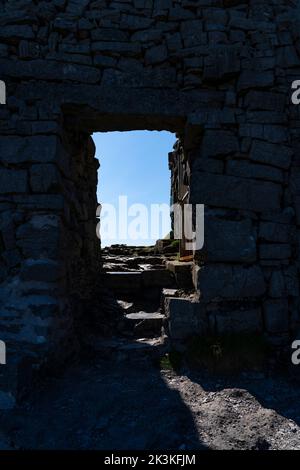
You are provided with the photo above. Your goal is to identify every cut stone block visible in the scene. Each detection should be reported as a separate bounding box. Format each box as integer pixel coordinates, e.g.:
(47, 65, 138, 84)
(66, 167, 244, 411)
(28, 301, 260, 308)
(204, 218, 256, 263)
(166, 261, 193, 288)
(195, 264, 266, 299)
(190, 172, 282, 213)
(125, 312, 165, 337)
(263, 299, 289, 333)
(165, 297, 208, 340)
(215, 307, 263, 334)
(142, 269, 174, 288)
(105, 272, 142, 293)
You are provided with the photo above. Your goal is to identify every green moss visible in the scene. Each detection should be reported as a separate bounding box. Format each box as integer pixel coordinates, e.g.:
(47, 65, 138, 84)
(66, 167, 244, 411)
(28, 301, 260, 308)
(160, 350, 183, 372)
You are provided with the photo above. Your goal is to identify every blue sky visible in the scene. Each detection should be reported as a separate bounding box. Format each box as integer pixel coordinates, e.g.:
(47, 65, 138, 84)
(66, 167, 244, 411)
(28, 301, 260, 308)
(93, 131, 176, 246)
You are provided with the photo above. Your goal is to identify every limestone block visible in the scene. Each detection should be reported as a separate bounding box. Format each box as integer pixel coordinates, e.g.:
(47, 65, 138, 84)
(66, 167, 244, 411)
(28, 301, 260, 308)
(0, 25, 34, 39)
(204, 217, 256, 263)
(196, 264, 266, 299)
(92, 41, 141, 56)
(16, 214, 61, 259)
(227, 160, 283, 184)
(238, 71, 274, 91)
(20, 259, 63, 283)
(269, 270, 286, 298)
(190, 172, 282, 212)
(145, 44, 168, 64)
(259, 244, 291, 260)
(244, 91, 286, 112)
(30, 164, 61, 193)
(0, 169, 27, 194)
(215, 308, 263, 334)
(263, 299, 289, 333)
(165, 298, 208, 340)
(260, 221, 294, 244)
(250, 140, 293, 170)
(201, 130, 239, 157)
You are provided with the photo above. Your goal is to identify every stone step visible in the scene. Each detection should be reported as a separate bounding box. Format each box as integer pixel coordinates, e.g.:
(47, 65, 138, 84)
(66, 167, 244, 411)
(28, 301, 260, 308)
(105, 271, 142, 294)
(105, 269, 175, 294)
(84, 336, 168, 362)
(141, 269, 175, 288)
(124, 311, 165, 337)
(166, 260, 194, 289)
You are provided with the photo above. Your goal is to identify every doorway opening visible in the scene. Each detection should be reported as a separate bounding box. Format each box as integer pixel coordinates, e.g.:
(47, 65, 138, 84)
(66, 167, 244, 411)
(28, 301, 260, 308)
(81, 130, 195, 351)
(95, 130, 175, 249)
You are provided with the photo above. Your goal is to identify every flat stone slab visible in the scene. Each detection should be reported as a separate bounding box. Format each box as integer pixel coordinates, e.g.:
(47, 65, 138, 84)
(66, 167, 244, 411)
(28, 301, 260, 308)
(162, 288, 180, 297)
(166, 261, 193, 288)
(125, 312, 165, 337)
(142, 269, 174, 287)
(125, 312, 165, 321)
(166, 260, 193, 273)
(105, 271, 142, 292)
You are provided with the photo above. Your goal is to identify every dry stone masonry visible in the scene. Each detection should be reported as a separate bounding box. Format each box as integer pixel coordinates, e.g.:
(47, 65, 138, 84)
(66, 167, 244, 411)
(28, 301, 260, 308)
(0, 0, 300, 405)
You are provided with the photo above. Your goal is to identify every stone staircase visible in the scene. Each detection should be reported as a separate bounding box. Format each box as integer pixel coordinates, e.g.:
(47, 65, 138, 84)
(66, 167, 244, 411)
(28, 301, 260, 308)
(102, 246, 172, 339)
(82, 245, 195, 361)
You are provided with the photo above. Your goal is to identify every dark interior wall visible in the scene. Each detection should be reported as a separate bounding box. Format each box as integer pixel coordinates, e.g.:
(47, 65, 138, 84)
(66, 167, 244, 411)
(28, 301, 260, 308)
(0, 0, 300, 404)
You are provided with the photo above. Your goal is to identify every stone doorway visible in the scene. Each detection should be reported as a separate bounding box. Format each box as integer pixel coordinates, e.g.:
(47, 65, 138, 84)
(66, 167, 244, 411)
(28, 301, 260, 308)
(68, 127, 196, 358)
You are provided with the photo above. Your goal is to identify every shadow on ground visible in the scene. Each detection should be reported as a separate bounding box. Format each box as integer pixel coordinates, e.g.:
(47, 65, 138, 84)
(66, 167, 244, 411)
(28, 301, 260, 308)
(0, 355, 207, 450)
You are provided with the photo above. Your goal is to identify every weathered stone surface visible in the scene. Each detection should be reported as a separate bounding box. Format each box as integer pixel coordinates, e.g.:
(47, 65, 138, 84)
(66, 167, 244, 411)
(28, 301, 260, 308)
(120, 14, 153, 30)
(166, 298, 208, 340)
(215, 308, 263, 335)
(0, 391, 16, 411)
(0, 25, 34, 40)
(92, 41, 141, 56)
(20, 259, 63, 283)
(244, 91, 286, 112)
(12, 195, 65, 211)
(105, 272, 142, 293)
(264, 300, 289, 333)
(259, 222, 292, 244)
(269, 271, 286, 298)
(0, 169, 27, 194)
(145, 44, 168, 64)
(142, 269, 174, 288)
(190, 173, 282, 213)
(0, 59, 101, 84)
(227, 160, 283, 184)
(250, 141, 293, 170)
(0, 136, 65, 167)
(259, 244, 291, 260)
(101, 67, 177, 88)
(30, 164, 61, 193)
(166, 261, 193, 288)
(16, 215, 61, 259)
(238, 71, 274, 91)
(196, 265, 266, 300)
(284, 266, 299, 297)
(204, 218, 256, 263)
(0, 0, 297, 403)
(203, 46, 240, 81)
(201, 130, 239, 158)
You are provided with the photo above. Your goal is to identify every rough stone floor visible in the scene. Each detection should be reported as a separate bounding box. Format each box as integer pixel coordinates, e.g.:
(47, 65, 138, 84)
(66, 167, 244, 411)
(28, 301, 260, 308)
(1, 353, 300, 450)
(0, 246, 300, 450)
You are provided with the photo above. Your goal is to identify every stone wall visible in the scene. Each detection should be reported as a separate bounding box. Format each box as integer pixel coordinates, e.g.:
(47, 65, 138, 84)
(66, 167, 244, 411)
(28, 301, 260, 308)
(0, 0, 300, 403)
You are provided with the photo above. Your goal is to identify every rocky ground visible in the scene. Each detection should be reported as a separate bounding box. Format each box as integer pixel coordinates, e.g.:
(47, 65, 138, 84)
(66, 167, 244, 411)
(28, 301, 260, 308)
(0, 351, 300, 450)
(0, 245, 299, 451)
